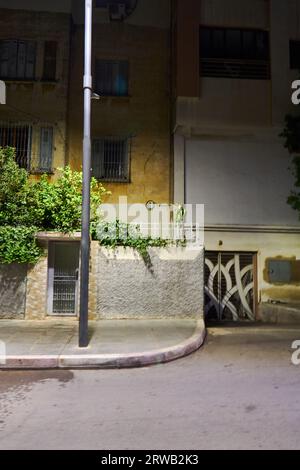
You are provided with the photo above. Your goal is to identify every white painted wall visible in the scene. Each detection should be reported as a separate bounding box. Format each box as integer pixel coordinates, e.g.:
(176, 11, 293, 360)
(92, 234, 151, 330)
(185, 137, 300, 227)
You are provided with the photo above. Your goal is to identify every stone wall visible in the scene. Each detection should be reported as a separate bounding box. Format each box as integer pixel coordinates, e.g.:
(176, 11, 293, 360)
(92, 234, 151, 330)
(95, 245, 204, 319)
(0, 264, 27, 319)
(0, 241, 205, 321)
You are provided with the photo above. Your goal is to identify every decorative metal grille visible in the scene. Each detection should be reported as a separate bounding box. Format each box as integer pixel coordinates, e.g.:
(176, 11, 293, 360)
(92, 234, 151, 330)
(205, 252, 256, 322)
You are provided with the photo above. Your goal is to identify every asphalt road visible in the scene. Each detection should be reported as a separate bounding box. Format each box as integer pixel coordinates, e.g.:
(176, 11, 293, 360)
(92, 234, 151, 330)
(1, 324, 300, 450)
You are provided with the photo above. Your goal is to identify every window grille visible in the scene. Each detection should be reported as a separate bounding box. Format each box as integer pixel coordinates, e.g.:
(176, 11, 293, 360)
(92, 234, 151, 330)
(0, 122, 54, 172)
(0, 39, 36, 80)
(0, 122, 32, 169)
(92, 136, 131, 182)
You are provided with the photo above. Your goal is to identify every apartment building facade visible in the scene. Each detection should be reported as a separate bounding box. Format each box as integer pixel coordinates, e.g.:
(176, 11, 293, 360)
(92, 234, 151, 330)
(0, 2, 71, 176)
(0, 0, 173, 318)
(1, 0, 300, 322)
(173, 0, 300, 321)
(0, 0, 172, 204)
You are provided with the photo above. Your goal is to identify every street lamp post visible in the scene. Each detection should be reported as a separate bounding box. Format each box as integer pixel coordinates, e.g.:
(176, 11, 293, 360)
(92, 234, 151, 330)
(79, 0, 93, 348)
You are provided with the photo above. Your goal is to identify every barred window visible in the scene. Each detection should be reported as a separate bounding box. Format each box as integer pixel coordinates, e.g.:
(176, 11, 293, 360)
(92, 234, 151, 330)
(0, 122, 54, 172)
(92, 137, 130, 182)
(0, 123, 32, 169)
(200, 27, 270, 80)
(95, 60, 129, 97)
(0, 40, 36, 80)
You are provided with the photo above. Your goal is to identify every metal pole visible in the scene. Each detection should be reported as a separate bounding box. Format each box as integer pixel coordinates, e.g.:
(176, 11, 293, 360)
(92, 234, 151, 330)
(79, 0, 93, 348)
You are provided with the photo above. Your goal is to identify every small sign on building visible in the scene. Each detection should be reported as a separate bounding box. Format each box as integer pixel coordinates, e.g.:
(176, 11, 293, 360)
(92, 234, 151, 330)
(0, 80, 6, 105)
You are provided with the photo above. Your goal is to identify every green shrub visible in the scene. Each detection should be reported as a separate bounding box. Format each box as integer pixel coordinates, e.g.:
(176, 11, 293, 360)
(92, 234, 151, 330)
(0, 147, 110, 264)
(0, 226, 43, 264)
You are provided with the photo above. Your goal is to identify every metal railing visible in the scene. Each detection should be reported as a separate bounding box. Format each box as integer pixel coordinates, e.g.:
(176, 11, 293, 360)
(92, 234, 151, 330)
(201, 58, 270, 80)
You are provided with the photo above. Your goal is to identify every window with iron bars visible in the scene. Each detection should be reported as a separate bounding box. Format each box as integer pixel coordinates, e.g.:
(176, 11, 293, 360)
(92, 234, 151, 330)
(92, 137, 131, 182)
(0, 39, 36, 80)
(0, 122, 54, 173)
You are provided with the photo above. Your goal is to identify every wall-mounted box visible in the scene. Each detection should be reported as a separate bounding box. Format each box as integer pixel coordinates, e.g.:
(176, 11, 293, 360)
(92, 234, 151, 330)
(268, 260, 292, 284)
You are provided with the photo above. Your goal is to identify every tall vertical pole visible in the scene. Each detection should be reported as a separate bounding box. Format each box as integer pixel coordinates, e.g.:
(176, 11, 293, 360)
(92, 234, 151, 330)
(79, 0, 93, 348)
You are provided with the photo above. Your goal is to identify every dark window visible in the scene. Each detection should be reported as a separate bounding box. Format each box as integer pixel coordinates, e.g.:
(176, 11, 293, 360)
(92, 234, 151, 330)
(95, 60, 129, 96)
(0, 40, 36, 80)
(39, 127, 54, 172)
(43, 41, 57, 81)
(92, 137, 130, 182)
(200, 27, 270, 79)
(0, 123, 32, 169)
(290, 40, 300, 69)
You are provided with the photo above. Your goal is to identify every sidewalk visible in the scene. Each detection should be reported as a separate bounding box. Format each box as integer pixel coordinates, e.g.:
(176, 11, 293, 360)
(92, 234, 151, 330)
(0, 319, 206, 369)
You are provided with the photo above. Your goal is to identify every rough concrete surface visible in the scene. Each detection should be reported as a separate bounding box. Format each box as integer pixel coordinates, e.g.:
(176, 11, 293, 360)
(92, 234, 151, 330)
(0, 324, 300, 450)
(97, 247, 204, 319)
(0, 264, 27, 319)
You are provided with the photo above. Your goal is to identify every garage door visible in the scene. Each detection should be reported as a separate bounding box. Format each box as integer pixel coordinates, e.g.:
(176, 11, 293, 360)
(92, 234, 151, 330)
(205, 252, 257, 322)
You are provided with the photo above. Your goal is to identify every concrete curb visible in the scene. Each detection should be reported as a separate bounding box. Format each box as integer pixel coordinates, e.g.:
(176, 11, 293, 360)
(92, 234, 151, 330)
(1, 320, 206, 370)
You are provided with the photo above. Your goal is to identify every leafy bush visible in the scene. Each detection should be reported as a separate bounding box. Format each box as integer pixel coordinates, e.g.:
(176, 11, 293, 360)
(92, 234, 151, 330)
(0, 147, 41, 227)
(35, 167, 108, 232)
(0, 147, 110, 264)
(0, 226, 43, 264)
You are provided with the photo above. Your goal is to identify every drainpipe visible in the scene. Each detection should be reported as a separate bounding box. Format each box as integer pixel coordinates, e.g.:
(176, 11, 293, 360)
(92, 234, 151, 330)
(79, 0, 93, 348)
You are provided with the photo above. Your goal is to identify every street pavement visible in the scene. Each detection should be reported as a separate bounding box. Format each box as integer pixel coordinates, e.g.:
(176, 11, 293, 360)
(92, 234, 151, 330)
(0, 323, 300, 450)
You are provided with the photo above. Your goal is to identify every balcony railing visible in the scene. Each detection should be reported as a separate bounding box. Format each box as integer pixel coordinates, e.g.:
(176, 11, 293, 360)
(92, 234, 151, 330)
(201, 58, 270, 80)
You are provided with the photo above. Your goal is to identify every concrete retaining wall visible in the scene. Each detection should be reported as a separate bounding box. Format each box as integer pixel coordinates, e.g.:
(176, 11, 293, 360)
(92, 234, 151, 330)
(0, 263, 27, 319)
(95, 245, 204, 320)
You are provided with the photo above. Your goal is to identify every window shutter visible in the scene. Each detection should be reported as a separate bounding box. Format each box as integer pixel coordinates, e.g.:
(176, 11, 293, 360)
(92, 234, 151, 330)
(43, 41, 57, 80)
(8, 41, 18, 78)
(25, 41, 36, 79)
(92, 139, 104, 179)
(17, 41, 26, 78)
(40, 127, 53, 172)
(0, 40, 10, 78)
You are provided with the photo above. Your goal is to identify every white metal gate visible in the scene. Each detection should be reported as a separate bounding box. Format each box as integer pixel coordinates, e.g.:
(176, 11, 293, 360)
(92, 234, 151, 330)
(205, 252, 256, 322)
(47, 242, 80, 316)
